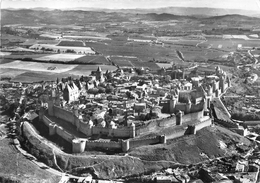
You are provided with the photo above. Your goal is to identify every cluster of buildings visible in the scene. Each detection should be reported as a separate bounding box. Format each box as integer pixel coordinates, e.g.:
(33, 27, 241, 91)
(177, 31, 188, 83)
(45, 65, 230, 127)
(25, 64, 234, 153)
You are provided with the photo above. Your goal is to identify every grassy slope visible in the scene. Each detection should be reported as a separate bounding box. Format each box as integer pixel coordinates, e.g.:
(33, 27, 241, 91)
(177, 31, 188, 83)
(23, 121, 252, 179)
(0, 138, 60, 183)
(128, 126, 252, 164)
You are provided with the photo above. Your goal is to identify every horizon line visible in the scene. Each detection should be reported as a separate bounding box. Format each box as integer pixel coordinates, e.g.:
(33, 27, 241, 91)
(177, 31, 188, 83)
(2, 6, 260, 11)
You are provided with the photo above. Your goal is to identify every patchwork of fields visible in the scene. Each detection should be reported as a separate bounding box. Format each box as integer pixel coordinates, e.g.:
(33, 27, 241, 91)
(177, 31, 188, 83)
(2, 32, 258, 83)
(0, 59, 117, 83)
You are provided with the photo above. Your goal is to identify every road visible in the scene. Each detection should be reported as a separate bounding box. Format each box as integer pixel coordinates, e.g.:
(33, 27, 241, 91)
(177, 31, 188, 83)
(196, 39, 208, 48)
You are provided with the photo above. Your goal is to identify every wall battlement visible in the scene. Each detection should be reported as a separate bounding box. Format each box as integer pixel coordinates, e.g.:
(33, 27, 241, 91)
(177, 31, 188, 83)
(48, 105, 135, 138)
(41, 112, 212, 153)
(136, 110, 204, 136)
(160, 98, 204, 114)
(43, 96, 211, 153)
(42, 113, 166, 153)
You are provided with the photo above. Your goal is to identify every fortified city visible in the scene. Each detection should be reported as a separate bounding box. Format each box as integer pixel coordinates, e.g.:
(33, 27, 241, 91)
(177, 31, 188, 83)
(1, 1, 260, 183)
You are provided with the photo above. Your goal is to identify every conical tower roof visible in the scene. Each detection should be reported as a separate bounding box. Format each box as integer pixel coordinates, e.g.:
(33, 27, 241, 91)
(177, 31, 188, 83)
(97, 66, 102, 72)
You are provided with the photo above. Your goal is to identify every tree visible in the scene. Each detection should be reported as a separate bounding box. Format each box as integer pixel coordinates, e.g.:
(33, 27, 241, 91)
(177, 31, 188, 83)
(106, 72, 113, 80)
(164, 75, 171, 84)
(105, 85, 114, 94)
(98, 82, 106, 88)
(88, 88, 99, 96)
(135, 68, 143, 75)
(97, 87, 106, 94)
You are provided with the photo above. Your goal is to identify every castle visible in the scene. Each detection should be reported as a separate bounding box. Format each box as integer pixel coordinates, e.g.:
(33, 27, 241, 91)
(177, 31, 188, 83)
(37, 65, 232, 154)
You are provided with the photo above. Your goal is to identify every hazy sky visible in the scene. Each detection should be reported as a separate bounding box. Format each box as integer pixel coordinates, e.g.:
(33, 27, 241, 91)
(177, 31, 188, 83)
(2, 0, 260, 11)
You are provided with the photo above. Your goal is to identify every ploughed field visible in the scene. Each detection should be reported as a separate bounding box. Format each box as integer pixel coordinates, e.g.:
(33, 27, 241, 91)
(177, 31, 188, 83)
(1, 33, 258, 83)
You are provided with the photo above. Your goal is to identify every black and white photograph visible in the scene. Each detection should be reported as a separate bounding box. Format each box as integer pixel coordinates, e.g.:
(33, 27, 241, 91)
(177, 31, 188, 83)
(1, 0, 260, 182)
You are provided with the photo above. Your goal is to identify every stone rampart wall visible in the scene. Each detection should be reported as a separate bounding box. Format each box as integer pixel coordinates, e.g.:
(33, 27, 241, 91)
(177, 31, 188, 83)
(85, 140, 122, 150)
(136, 110, 204, 136)
(194, 118, 212, 131)
(158, 116, 176, 127)
(129, 136, 160, 149)
(215, 119, 238, 129)
(56, 126, 74, 143)
(42, 115, 53, 126)
(166, 128, 186, 140)
(53, 106, 75, 124)
(52, 106, 134, 138)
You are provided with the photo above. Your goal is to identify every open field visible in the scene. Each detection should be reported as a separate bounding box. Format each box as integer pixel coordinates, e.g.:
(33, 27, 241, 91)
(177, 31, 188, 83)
(223, 34, 260, 40)
(156, 63, 173, 68)
(97, 41, 180, 62)
(0, 52, 11, 56)
(3, 53, 54, 60)
(0, 59, 117, 82)
(40, 33, 111, 40)
(63, 35, 111, 40)
(166, 39, 203, 46)
(30, 44, 96, 54)
(230, 39, 260, 48)
(0, 68, 27, 79)
(67, 65, 117, 76)
(3, 53, 110, 64)
(34, 53, 85, 62)
(131, 61, 161, 70)
(1, 34, 27, 46)
(0, 60, 78, 73)
(74, 55, 109, 64)
(109, 56, 160, 69)
(109, 56, 139, 67)
(198, 37, 260, 51)
(20, 39, 59, 46)
(10, 65, 117, 83)
(57, 40, 85, 47)
(39, 34, 61, 39)
(11, 71, 74, 83)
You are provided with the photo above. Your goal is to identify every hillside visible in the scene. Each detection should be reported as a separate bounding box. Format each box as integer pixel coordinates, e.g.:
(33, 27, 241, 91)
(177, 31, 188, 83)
(202, 14, 260, 24)
(70, 126, 253, 179)
(137, 13, 196, 21)
(52, 7, 260, 17)
(22, 122, 253, 179)
(0, 134, 60, 183)
(128, 126, 252, 164)
(2, 9, 260, 26)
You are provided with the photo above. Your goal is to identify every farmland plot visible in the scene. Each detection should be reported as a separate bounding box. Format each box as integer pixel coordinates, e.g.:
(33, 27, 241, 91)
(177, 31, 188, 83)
(74, 55, 109, 64)
(34, 54, 84, 62)
(57, 40, 85, 47)
(0, 60, 77, 73)
(30, 44, 96, 54)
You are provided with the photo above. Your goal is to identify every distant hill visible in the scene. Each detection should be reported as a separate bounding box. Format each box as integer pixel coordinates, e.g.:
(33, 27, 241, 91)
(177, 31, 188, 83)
(1, 9, 260, 26)
(201, 14, 260, 24)
(136, 13, 196, 21)
(64, 7, 260, 18)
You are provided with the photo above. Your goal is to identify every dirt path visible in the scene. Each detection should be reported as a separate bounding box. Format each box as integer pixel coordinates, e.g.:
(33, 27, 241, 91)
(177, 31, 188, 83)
(196, 39, 207, 48)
